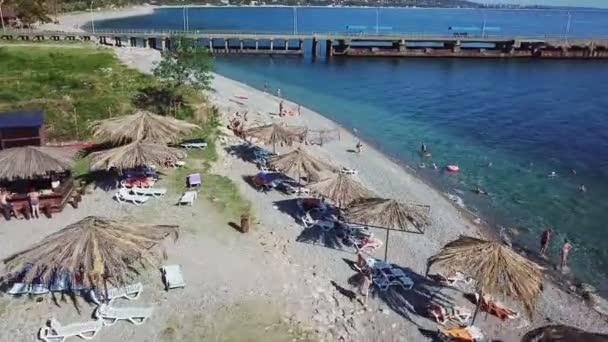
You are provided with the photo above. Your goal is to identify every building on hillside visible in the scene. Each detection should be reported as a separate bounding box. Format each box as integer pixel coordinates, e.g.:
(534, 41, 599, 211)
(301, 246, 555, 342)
(0, 111, 45, 150)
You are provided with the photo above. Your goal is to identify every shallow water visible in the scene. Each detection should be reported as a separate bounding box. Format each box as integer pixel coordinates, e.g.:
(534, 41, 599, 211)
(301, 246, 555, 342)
(97, 7, 608, 292)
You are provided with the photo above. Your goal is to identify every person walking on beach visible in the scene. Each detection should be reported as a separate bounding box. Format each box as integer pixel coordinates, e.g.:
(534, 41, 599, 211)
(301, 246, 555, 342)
(279, 101, 284, 116)
(561, 239, 572, 270)
(540, 228, 552, 256)
(276, 88, 282, 98)
(355, 141, 363, 153)
(297, 104, 301, 116)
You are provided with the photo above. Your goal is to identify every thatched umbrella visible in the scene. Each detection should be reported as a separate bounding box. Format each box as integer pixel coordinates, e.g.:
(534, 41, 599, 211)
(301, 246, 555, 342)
(428, 235, 544, 321)
(90, 110, 199, 144)
(243, 123, 307, 153)
(2, 216, 178, 296)
(345, 197, 431, 260)
(308, 173, 374, 208)
(89, 140, 186, 171)
(522, 325, 608, 342)
(0, 146, 74, 181)
(269, 147, 336, 184)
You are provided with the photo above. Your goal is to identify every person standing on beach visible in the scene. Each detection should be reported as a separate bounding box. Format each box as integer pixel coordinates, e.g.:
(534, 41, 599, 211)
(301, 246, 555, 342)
(264, 82, 268, 93)
(276, 88, 282, 98)
(356, 141, 363, 153)
(297, 104, 301, 116)
(279, 101, 284, 116)
(561, 239, 572, 269)
(540, 228, 552, 256)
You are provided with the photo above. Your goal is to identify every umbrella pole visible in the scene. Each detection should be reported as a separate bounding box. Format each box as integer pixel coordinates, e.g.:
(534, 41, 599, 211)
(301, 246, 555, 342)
(472, 290, 482, 325)
(384, 228, 390, 261)
(103, 277, 109, 304)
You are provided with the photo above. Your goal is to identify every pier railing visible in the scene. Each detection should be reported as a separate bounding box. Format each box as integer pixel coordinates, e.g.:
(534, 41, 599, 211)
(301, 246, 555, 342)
(4, 28, 608, 42)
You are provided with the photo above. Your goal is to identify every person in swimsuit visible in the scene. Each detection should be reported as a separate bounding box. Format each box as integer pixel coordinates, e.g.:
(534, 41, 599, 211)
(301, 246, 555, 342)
(540, 228, 552, 256)
(356, 141, 363, 153)
(561, 239, 572, 269)
(27, 187, 40, 219)
(0, 189, 14, 220)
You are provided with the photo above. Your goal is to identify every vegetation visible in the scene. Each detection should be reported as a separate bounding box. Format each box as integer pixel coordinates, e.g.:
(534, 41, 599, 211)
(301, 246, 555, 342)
(0, 45, 214, 140)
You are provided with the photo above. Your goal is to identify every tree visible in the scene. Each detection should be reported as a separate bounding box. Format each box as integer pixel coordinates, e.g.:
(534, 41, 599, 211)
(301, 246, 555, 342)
(5, 0, 50, 26)
(153, 36, 213, 91)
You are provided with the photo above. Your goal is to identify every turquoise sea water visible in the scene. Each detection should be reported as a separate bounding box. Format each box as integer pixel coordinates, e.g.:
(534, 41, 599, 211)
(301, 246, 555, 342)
(96, 7, 608, 293)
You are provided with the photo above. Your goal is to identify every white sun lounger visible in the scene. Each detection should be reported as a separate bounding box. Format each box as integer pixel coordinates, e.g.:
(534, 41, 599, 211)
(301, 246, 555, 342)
(95, 304, 154, 326)
(39, 317, 103, 342)
(7, 283, 49, 295)
(340, 167, 358, 175)
(177, 190, 197, 206)
(300, 212, 317, 228)
(114, 188, 150, 206)
(100, 282, 143, 303)
(181, 142, 208, 149)
(161, 265, 185, 290)
(7, 283, 30, 295)
(131, 187, 167, 198)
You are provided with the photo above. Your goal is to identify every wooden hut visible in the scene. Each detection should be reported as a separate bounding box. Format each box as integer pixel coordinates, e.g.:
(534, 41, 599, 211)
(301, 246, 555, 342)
(0, 111, 45, 150)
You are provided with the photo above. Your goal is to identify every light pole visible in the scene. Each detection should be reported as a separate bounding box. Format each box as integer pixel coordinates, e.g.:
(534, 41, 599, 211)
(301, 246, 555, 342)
(0, 0, 6, 33)
(481, 11, 487, 38)
(375, 7, 379, 34)
(90, 0, 95, 34)
(293, 6, 297, 35)
(565, 11, 572, 44)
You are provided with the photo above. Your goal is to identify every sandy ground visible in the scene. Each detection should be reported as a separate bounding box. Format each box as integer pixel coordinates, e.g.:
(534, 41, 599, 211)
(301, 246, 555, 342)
(0, 9, 602, 341)
(38, 5, 156, 33)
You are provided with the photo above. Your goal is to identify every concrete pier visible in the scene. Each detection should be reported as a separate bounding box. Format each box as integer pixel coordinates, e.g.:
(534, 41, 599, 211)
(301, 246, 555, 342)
(2, 29, 608, 59)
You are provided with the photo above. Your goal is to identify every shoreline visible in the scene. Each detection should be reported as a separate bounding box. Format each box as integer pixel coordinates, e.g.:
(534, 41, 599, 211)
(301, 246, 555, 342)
(28, 8, 608, 339)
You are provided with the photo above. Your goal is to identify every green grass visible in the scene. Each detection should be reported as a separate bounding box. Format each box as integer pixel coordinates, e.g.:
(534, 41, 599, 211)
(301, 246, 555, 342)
(0, 44, 159, 140)
(71, 157, 90, 177)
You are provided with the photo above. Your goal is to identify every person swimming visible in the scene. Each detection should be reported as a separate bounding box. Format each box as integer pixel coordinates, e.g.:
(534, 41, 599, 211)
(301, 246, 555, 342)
(548, 171, 557, 177)
(421, 142, 427, 154)
(473, 187, 488, 195)
(578, 184, 587, 192)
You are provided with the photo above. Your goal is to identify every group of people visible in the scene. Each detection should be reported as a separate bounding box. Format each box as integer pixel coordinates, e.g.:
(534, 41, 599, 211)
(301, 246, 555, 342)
(540, 228, 572, 270)
(0, 187, 41, 220)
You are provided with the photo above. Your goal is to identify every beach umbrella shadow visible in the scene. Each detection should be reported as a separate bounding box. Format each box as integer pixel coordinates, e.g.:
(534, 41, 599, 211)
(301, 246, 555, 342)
(296, 225, 345, 251)
(224, 143, 270, 164)
(365, 264, 454, 324)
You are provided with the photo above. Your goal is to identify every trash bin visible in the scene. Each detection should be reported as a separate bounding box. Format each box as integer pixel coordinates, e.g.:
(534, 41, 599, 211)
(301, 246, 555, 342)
(240, 214, 250, 233)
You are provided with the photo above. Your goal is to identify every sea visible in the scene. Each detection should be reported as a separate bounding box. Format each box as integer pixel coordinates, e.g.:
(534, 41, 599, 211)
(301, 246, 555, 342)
(94, 7, 608, 293)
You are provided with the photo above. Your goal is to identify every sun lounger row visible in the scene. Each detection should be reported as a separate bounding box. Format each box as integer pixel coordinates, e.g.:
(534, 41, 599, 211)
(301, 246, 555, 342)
(114, 187, 167, 205)
(38, 265, 185, 342)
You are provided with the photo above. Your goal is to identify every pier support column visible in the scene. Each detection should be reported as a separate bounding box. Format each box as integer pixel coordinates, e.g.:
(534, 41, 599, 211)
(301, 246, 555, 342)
(325, 39, 333, 57)
(130, 37, 136, 47)
(312, 37, 318, 58)
(270, 39, 274, 52)
(285, 40, 289, 51)
(209, 39, 213, 52)
(224, 40, 229, 53)
(161, 38, 166, 51)
(142, 38, 148, 48)
(113, 37, 121, 47)
(298, 39, 303, 52)
(239, 40, 244, 52)
(255, 40, 259, 50)
(399, 39, 406, 52)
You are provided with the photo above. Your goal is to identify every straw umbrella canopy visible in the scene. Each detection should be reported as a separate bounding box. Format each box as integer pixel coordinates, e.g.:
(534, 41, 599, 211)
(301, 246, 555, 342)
(522, 325, 608, 342)
(90, 110, 199, 145)
(345, 197, 431, 234)
(427, 235, 544, 320)
(2, 216, 178, 291)
(243, 123, 307, 153)
(89, 140, 186, 171)
(0, 146, 74, 181)
(269, 147, 336, 183)
(308, 173, 374, 208)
